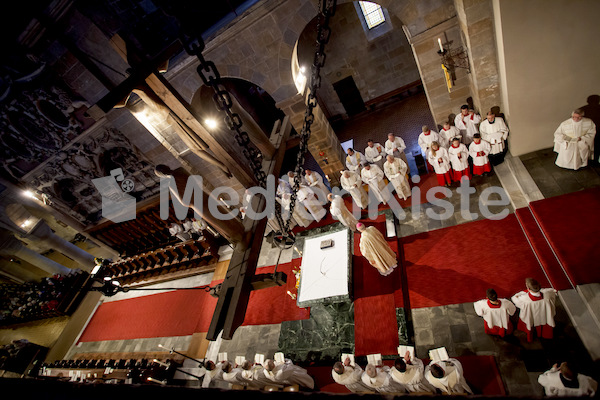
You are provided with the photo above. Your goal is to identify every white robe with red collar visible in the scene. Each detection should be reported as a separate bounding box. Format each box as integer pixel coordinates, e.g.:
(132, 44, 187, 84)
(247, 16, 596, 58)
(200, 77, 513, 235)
(439, 126, 461, 148)
(448, 143, 470, 172)
(455, 112, 481, 144)
(418, 130, 440, 157)
(473, 298, 516, 337)
(511, 288, 557, 341)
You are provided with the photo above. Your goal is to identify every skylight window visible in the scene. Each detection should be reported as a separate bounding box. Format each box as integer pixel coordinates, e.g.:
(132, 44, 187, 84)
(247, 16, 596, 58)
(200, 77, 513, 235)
(359, 1, 385, 29)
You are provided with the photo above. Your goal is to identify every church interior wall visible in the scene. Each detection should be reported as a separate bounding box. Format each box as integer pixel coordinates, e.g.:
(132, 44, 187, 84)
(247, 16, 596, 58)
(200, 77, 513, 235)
(493, 0, 600, 157)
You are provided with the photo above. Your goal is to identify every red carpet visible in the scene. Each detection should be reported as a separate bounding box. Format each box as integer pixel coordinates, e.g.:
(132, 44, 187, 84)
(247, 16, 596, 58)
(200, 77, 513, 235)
(402, 214, 550, 308)
(529, 187, 600, 286)
(78, 260, 309, 342)
(311, 356, 505, 395)
(515, 207, 573, 290)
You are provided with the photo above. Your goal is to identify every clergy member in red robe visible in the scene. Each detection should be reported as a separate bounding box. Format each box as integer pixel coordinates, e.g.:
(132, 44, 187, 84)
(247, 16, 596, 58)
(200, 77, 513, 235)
(473, 288, 516, 337)
(511, 278, 557, 342)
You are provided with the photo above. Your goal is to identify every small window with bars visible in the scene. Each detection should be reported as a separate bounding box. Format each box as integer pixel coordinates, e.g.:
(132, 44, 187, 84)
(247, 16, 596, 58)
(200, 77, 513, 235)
(358, 1, 385, 29)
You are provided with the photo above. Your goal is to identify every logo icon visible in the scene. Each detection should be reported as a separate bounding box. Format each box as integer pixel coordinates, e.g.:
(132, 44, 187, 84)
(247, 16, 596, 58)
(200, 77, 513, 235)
(92, 168, 136, 223)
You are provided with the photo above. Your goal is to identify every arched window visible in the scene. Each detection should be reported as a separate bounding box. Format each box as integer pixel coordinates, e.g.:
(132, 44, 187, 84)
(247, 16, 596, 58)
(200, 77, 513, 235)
(358, 1, 385, 29)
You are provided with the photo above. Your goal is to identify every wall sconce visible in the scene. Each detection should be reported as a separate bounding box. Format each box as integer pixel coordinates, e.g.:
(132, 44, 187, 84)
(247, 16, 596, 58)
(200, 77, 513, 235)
(437, 37, 470, 89)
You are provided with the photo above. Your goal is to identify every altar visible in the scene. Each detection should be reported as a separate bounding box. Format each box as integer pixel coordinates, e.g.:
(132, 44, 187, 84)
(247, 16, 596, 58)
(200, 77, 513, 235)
(296, 227, 353, 307)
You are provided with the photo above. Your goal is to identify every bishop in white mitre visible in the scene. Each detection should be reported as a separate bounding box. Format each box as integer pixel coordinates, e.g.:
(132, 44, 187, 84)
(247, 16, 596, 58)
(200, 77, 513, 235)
(424, 358, 473, 395)
(383, 155, 411, 200)
(390, 351, 435, 393)
(361, 163, 390, 205)
(554, 108, 596, 170)
(511, 278, 557, 342)
(479, 111, 509, 165)
(305, 169, 330, 201)
(340, 170, 368, 209)
(346, 148, 365, 172)
(357, 223, 397, 276)
(361, 364, 406, 393)
(328, 193, 359, 232)
(332, 357, 372, 393)
(473, 288, 516, 337)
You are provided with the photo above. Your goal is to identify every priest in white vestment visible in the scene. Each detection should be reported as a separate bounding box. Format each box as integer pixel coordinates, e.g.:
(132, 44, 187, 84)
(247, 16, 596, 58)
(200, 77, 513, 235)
(385, 133, 410, 172)
(222, 361, 256, 388)
(424, 358, 473, 395)
(305, 169, 330, 201)
(346, 148, 365, 172)
(473, 288, 516, 337)
(361, 163, 390, 205)
(280, 192, 310, 228)
(340, 170, 368, 209)
(454, 105, 481, 145)
(390, 352, 435, 393)
(427, 142, 452, 187)
(383, 155, 411, 200)
(328, 193, 359, 231)
(538, 362, 597, 397)
(357, 223, 397, 276)
(364, 139, 386, 170)
(287, 171, 307, 187)
(202, 360, 226, 388)
(511, 278, 557, 342)
(264, 358, 315, 389)
(448, 137, 471, 181)
(479, 111, 509, 165)
(418, 125, 440, 167)
(361, 364, 406, 393)
(439, 122, 461, 148)
(296, 186, 326, 223)
(332, 358, 373, 393)
(469, 133, 492, 176)
(553, 108, 596, 170)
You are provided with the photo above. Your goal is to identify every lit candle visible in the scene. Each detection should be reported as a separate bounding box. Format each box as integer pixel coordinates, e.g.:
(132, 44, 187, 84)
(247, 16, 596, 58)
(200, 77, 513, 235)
(438, 38, 444, 52)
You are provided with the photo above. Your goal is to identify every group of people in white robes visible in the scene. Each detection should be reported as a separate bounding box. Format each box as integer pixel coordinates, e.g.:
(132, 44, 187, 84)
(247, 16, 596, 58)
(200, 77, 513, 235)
(346, 134, 411, 176)
(332, 352, 473, 395)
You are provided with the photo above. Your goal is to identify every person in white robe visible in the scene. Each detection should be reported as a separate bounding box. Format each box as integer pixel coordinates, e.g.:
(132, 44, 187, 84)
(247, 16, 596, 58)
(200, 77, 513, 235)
(468, 133, 492, 176)
(305, 169, 330, 201)
(424, 358, 473, 395)
(328, 193, 359, 231)
(479, 111, 509, 165)
(538, 362, 597, 397)
(554, 108, 596, 170)
(346, 148, 365, 172)
(361, 163, 390, 205)
(473, 288, 516, 337)
(390, 351, 435, 393)
(364, 139, 386, 170)
(248, 362, 281, 390)
(383, 155, 411, 200)
(448, 137, 471, 182)
(280, 192, 310, 228)
(201, 360, 226, 388)
(340, 170, 368, 209)
(296, 186, 326, 222)
(511, 278, 557, 342)
(287, 171, 307, 187)
(454, 105, 481, 145)
(222, 360, 256, 388)
(418, 125, 441, 165)
(332, 357, 373, 393)
(439, 121, 461, 148)
(361, 363, 406, 393)
(427, 142, 452, 187)
(264, 358, 315, 389)
(385, 133, 410, 172)
(357, 222, 397, 276)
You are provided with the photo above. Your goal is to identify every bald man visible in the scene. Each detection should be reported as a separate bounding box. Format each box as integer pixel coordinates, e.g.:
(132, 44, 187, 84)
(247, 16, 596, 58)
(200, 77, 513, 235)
(332, 357, 372, 393)
(361, 363, 406, 393)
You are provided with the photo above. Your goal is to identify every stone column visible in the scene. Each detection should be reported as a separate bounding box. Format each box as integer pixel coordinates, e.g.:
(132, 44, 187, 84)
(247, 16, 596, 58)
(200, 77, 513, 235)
(28, 220, 96, 271)
(0, 231, 71, 276)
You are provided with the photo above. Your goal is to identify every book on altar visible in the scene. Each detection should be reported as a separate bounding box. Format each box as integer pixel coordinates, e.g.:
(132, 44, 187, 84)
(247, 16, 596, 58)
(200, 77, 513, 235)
(254, 354, 265, 365)
(366, 353, 382, 366)
(341, 353, 355, 366)
(274, 352, 285, 363)
(217, 352, 228, 362)
(429, 347, 449, 362)
(397, 345, 415, 360)
(235, 356, 245, 366)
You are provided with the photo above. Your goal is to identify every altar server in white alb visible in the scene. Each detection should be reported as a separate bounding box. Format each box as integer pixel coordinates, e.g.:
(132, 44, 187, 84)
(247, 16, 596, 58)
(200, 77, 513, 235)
(511, 278, 557, 342)
(264, 358, 315, 389)
(418, 125, 440, 169)
(538, 362, 597, 397)
(296, 185, 326, 223)
(383, 155, 411, 200)
(427, 142, 452, 187)
(364, 139, 386, 170)
(424, 358, 473, 395)
(469, 133, 492, 176)
(448, 137, 471, 181)
(346, 148, 365, 173)
(554, 108, 596, 170)
(328, 193, 359, 232)
(304, 169, 330, 201)
(385, 133, 410, 172)
(340, 170, 368, 209)
(473, 288, 516, 338)
(332, 357, 372, 393)
(454, 105, 481, 145)
(357, 223, 397, 276)
(361, 363, 406, 393)
(361, 163, 390, 205)
(390, 351, 435, 393)
(439, 121, 461, 148)
(479, 111, 509, 165)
